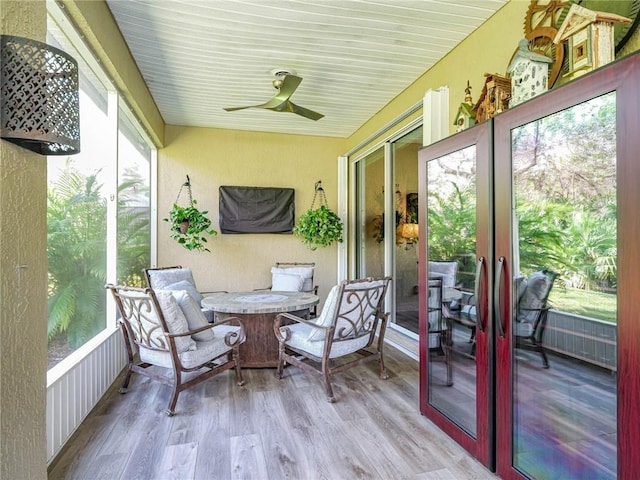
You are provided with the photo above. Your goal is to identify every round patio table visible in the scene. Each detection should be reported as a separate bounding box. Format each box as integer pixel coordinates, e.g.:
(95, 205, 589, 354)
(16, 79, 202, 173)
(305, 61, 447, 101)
(202, 291, 319, 368)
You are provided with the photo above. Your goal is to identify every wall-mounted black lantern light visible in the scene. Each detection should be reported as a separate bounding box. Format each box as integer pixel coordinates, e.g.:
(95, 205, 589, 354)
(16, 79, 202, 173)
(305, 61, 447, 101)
(0, 35, 80, 155)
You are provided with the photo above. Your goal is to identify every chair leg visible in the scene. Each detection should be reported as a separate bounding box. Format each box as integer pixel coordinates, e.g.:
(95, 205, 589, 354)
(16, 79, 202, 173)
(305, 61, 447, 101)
(276, 343, 285, 379)
(539, 345, 550, 369)
(378, 351, 389, 380)
(119, 366, 133, 394)
(321, 361, 335, 403)
(233, 349, 245, 386)
(166, 372, 182, 417)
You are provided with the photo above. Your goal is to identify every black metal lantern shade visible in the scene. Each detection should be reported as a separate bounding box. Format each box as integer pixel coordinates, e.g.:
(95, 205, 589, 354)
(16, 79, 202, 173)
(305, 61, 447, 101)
(1, 35, 80, 155)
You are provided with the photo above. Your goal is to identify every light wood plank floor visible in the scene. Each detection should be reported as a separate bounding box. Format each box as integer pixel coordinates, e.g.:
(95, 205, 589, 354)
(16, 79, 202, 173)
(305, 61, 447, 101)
(48, 344, 498, 480)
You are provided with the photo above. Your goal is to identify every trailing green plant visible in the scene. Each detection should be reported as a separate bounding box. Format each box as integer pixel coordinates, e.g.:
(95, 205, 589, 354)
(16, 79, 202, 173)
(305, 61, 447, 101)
(294, 204, 344, 251)
(164, 200, 217, 252)
(294, 181, 343, 251)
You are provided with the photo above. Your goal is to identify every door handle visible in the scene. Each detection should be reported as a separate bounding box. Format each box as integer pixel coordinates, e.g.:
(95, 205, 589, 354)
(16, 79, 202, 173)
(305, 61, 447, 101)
(494, 256, 506, 338)
(475, 256, 485, 333)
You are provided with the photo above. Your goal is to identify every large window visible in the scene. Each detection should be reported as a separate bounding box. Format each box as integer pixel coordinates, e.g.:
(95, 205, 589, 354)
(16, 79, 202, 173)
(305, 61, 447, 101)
(46, 11, 154, 370)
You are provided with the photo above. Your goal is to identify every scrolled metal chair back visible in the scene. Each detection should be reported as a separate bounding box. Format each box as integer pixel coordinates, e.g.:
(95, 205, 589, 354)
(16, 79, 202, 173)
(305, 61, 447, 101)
(333, 277, 390, 341)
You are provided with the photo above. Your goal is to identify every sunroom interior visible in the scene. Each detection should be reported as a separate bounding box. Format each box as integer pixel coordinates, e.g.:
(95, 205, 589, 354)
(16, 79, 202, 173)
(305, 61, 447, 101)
(1, 0, 638, 478)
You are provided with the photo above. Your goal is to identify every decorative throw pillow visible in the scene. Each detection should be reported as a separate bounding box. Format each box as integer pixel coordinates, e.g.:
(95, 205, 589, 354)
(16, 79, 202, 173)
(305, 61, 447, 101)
(271, 266, 314, 292)
(272, 272, 306, 292)
(171, 290, 215, 341)
(165, 279, 204, 304)
(155, 290, 196, 352)
(307, 285, 340, 342)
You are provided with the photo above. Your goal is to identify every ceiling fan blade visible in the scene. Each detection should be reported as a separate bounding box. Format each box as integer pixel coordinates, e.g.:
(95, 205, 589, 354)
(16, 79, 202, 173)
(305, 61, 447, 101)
(277, 74, 302, 99)
(288, 101, 324, 121)
(223, 74, 322, 120)
(223, 105, 252, 112)
(223, 95, 285, 112)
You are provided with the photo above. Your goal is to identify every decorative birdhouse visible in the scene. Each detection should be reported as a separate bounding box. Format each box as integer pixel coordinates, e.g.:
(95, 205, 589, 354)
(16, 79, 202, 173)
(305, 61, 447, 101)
(473, 73, 511, 123)
(507, 39, 553, 107)
(554, 4, 631, 81)
(454, 81, 475, 132)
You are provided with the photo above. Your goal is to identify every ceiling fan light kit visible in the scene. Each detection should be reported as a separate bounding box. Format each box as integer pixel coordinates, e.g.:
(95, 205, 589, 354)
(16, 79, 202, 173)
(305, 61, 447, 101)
(224, 69, 324, 121)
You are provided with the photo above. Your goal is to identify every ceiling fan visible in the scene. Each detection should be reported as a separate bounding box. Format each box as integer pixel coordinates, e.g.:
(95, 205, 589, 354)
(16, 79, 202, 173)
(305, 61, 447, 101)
(223, 69, 324, 121)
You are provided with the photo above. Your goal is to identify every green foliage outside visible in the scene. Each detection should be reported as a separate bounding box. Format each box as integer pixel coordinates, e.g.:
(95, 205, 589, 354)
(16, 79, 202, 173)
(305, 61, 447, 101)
(428, 93, 617, 321)
(548, 287, 616, 323)
(47, 165, 150, 349)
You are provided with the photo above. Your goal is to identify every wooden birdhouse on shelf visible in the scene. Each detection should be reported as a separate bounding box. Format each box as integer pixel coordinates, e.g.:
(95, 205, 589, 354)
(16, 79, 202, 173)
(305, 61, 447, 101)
(507, 39, 553, 108)
(473, 73, 511, 124)
(554, 4, 631, 81)
(454, 81, 475, 132)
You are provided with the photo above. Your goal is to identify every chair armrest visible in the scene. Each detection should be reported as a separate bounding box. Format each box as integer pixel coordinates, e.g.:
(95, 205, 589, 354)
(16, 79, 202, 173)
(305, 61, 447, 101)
(273, 311, 329, 341)
(165, 317, 246, 347)
(519, 306, 550, 312)
(211, 316, 246, 346)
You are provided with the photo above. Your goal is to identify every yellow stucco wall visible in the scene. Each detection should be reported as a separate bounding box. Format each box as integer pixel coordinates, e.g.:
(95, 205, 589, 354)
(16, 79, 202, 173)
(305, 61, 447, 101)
(159, 126, 345, 304)
(0, 2, 48, 479)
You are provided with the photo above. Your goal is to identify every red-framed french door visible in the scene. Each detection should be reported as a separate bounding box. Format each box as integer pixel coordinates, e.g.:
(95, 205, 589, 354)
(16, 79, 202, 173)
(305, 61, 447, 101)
(493, 51, 640, 480)
(418, 122, 494, 469)
(419, 51, 640, 480)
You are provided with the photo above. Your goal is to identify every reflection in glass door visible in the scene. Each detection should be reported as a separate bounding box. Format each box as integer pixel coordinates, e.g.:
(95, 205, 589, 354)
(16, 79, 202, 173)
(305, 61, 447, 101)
(504, 93, 618, 479)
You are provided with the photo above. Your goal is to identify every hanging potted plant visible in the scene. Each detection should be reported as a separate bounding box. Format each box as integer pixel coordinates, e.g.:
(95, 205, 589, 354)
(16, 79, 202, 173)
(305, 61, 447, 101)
(293, 181, 343, 251)
(163, 175, 217, 252)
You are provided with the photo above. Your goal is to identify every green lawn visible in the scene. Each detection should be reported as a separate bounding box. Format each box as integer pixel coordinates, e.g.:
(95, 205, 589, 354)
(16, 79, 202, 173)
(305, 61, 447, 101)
(548, 287, 617, 323)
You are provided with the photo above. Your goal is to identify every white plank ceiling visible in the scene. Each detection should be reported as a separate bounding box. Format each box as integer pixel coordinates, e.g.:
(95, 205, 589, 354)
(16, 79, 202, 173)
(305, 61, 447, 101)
(106, 0, 507, 138)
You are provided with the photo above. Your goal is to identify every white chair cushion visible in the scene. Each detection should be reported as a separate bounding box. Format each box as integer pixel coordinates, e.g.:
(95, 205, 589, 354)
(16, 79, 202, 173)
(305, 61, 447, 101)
(154, 291, 196, 353)
(180, 325, 241, 369)
(164, 279, 204, 304)
(139, 325, 241, 369)
(170, 290, 215, 341)
(307, 284, 340, 341)
(272, 266, 314, 292)
(272, 272, 305, 292)
(282, 323, 370, 358)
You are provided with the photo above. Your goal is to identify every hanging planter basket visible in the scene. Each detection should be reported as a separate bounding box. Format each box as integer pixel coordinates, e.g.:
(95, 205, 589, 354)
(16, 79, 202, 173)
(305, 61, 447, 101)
(293, 181, 344, 251)
(163, 175, 217, 252)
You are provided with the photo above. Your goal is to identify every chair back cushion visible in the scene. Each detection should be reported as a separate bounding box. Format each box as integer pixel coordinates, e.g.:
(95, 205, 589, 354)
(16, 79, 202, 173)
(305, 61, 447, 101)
(517, 270, 555, 325)
(271, 266, 314, 292)
(170, 290, 215, 341)
(147, 267, 203, 299)
(428, 261, 458, 288)
(154, 291, 197, 352)
(307, 285, 340, 341)
(271, 270, 306, 292)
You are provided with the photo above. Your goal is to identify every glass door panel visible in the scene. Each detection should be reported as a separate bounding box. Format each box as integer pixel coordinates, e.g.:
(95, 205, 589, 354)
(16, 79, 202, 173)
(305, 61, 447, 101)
(393, 126, 422, 335)
(509, 93, 618, 480)
(355, 148, 385, 279)
(419, 123, 492, 467)
(426, 144, 477, 434)
(493, 53, 640, 478)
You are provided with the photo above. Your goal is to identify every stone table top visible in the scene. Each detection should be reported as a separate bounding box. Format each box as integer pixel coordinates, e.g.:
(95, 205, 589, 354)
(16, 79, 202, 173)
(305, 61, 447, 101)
(201, 291, 319, 314)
